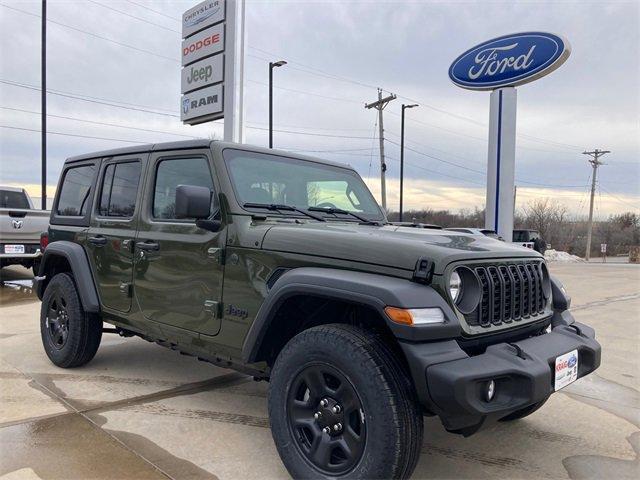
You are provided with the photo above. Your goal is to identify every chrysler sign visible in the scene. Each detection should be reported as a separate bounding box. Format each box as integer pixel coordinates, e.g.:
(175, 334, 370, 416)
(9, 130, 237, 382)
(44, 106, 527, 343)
(182, 0, 225, 38)
(449, 32, 571, 90)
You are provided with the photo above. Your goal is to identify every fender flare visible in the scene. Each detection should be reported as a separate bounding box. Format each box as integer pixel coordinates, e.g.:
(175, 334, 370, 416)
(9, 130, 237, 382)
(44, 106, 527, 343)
(35, 241, 101, 313)
(241, 267, 460, 363)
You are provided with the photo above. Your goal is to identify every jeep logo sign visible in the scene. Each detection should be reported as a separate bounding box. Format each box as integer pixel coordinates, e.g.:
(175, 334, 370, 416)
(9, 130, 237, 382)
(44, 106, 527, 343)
(181, 83, 223, 124)
(181, 54, 224, 93)
(449, 32, 571, 90)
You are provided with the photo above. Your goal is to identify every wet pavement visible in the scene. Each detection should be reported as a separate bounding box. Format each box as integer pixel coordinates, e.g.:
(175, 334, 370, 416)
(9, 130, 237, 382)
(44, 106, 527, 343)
(0, 263, 638, 479)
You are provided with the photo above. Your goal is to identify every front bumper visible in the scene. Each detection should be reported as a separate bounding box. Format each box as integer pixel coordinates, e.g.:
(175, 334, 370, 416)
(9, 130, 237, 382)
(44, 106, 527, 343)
(401, 320, 601, 435)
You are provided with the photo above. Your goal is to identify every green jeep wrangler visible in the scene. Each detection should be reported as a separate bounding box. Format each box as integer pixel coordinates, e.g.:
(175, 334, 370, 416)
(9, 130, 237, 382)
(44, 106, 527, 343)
(35, 140, 601, 479)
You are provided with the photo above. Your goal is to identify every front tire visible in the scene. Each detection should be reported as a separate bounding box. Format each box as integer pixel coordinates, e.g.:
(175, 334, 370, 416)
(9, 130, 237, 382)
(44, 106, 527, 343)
(268, 324, 423, 479)
(40, 273, 102, 368)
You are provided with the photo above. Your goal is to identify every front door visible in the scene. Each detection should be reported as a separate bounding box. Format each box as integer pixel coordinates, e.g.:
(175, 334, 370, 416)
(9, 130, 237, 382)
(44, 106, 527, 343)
(133, 151, 225, 336)
(87, 156, 146, 312)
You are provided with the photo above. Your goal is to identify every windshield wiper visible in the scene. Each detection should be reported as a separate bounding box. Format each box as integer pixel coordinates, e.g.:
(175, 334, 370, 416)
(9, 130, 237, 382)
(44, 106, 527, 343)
(243, 203, 326, 222)
(307, 206, 383, 225)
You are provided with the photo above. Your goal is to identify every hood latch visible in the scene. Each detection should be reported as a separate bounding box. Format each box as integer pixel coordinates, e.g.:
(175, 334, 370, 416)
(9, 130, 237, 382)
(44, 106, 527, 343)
(412, 257, 434, 284)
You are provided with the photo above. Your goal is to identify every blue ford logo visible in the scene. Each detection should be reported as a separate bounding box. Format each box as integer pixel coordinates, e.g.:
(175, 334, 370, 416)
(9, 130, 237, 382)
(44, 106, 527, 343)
(568, 354, 577, 368)
(449, 32, 571, 90)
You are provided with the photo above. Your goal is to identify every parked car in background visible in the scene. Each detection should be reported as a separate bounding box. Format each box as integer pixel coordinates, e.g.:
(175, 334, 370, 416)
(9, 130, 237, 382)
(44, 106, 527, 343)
(391, 221, 443, 230)
(0, 186, 50, 273)
(513, 229, 547, 254)
(446, 227, 504, 241)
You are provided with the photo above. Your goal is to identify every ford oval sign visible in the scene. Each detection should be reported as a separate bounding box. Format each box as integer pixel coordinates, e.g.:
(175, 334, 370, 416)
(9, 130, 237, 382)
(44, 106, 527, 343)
(449, 32, 571, 90)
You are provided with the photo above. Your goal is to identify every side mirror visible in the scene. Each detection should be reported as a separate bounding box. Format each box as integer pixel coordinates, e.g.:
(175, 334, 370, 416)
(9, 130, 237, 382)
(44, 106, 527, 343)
(175, 185, 211, 219)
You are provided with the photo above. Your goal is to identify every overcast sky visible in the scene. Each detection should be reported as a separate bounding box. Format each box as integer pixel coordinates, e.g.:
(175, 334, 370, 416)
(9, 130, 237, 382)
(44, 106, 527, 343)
(1, 0, 638, 217)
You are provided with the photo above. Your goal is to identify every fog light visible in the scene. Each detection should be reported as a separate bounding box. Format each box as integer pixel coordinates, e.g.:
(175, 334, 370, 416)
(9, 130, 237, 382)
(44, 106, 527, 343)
(485, 380, 496, 402)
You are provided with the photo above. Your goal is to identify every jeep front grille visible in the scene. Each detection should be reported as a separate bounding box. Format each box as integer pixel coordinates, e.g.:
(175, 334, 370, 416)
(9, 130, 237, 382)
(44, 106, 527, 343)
(464, 260, 547, 328)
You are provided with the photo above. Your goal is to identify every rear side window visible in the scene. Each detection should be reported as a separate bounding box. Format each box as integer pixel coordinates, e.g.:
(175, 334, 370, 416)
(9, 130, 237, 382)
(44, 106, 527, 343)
(0, 190, 30, 209)
(153, 157, 214, 219)
(56, 165, 96, 216)
(98, 161, 142, 217)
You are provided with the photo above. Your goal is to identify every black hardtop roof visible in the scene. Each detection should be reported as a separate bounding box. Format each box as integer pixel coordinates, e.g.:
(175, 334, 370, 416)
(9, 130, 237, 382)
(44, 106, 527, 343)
(64, 140, 352, 170)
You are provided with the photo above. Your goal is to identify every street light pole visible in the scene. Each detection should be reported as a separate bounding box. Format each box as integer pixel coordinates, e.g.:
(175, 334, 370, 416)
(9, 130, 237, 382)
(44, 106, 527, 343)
(268, 60, 287, 149)
(399, 103, 418, 222)
(41, 0, 47, 210)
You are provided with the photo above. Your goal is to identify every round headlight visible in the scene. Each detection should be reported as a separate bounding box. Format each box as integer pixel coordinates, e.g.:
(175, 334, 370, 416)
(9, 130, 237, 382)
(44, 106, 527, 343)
(450, 267, 482, 314)
(449, 270, 462, 302)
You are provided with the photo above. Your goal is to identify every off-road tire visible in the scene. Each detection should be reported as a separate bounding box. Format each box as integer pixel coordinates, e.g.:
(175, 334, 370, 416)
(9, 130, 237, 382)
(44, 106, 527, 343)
(500, 399, 548, 422)
(268, 324, 423, 479)
(40, 273, 102, 368)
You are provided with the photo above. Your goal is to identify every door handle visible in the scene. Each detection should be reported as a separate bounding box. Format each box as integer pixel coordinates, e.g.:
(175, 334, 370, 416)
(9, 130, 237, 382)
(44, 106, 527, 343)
(88, 236, 107, 246)
(136, 241, 160, 252)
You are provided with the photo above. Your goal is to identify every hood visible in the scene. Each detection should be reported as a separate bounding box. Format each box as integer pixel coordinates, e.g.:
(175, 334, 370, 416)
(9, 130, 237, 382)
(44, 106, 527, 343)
(261, 222, 541, 274)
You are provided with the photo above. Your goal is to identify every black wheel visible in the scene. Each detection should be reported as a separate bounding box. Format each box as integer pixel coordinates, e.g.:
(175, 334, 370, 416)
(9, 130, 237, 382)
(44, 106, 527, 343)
(40, 273, 102, 368)
(268, 324, 423, 479)
(500, 399, 548, 422)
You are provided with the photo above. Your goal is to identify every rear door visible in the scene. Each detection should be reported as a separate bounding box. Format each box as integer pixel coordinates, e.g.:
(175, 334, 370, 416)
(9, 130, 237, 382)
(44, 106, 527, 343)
(86, 156, 146, 312)
(133, 150, 225, 336)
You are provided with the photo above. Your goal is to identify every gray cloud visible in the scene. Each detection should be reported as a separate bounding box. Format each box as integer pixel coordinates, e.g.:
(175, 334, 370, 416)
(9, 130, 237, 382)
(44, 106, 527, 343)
(1, 0, 638, 216)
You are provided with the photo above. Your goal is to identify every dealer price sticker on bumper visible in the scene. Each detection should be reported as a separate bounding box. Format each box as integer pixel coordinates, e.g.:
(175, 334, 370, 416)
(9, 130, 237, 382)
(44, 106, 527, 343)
(4, 245, 25, 254)
(555, 349, 579, 391)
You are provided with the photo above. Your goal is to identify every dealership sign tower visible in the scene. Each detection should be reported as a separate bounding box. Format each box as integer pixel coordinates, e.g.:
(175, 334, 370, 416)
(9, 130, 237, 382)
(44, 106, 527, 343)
(181, 0, 245, 142)
(449, 32, 571, 242)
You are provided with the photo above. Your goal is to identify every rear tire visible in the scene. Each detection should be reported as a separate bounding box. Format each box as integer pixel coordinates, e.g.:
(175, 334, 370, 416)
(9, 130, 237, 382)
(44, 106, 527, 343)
(268, 324, 423, 479)
(500, 399, 548, 422)
(40, 273, 102, 368)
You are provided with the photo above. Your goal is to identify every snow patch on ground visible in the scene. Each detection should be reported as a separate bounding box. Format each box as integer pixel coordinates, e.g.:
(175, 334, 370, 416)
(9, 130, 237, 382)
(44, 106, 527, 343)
(544, 249, 585, 263)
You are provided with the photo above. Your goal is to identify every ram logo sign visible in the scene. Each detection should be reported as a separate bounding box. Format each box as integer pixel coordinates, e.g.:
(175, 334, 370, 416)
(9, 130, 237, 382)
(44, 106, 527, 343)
(181, 84, 223, 124)
(449, 32, 571, 90)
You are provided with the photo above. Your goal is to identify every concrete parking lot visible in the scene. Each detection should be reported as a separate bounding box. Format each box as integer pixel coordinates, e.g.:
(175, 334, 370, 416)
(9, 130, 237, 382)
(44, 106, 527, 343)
(0, 262, 638, 479)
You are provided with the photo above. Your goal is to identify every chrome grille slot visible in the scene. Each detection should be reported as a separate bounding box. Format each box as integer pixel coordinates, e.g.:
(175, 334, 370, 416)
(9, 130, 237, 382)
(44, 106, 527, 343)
(465, 260, 548, 330)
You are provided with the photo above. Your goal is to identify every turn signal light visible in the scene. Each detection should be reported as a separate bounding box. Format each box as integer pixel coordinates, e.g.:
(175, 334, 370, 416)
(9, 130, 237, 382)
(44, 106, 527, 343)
(385, 307, 445, 326)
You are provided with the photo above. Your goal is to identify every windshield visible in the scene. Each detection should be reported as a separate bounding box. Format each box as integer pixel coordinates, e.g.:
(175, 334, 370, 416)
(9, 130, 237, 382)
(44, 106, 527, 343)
(224, 149, 384, 220)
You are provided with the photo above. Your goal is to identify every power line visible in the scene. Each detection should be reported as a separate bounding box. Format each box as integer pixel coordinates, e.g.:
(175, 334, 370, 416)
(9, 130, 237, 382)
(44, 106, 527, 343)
(0, 3, 179, 62)
(599, 185, 640, 210)
(0, 79, 180, 117)
(86, 0, 180, 34)
(246, 77, 362, 104)
(247, 126, 373, 140)
(0, 125, 148, 144)
(1, 106, 199, 139)
(249, 45, 585, 151)
(123, 0, 180, 22)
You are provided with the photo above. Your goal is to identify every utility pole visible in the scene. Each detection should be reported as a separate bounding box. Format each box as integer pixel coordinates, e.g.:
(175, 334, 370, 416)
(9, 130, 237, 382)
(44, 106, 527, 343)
(365, 89, 396, 211)
(399, 103, 418, 222)
(583, 149, 610, 260)
(268, 60, 286, 148)
(41, 0, 47, 210)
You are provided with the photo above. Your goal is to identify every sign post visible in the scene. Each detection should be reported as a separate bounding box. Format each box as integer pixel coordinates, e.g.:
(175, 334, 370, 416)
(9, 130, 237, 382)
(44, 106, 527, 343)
(449, 32, 571, 242)
(181, 0, 245, 142)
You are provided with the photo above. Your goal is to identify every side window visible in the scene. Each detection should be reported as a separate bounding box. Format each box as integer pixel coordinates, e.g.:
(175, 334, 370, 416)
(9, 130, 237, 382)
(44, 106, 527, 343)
(56, 164, 96, 216)
(153, 157, 215, 220)
(98, 161, 141, 217)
